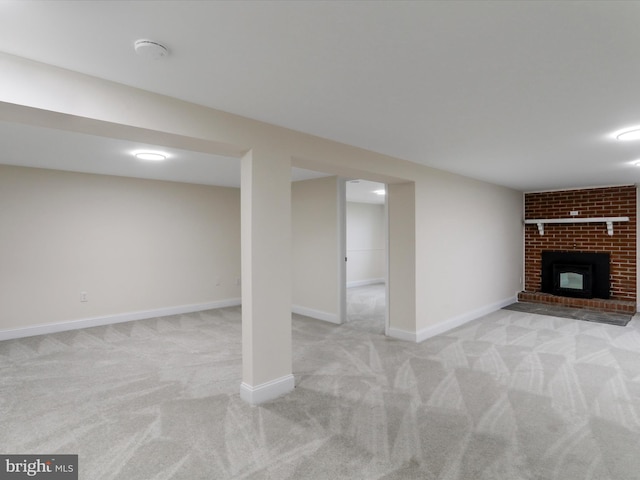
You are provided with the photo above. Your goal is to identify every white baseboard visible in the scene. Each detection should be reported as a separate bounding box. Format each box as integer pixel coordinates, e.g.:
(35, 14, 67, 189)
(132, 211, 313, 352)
(387, 296, 517, 344)
(292, 305, 340, 324)
(347, 278, 385, 288)
(0, 298, 242, 341)
(386, 327, 417, 342)
(415, 296, 516, 343)
(240, 374, 295, 405)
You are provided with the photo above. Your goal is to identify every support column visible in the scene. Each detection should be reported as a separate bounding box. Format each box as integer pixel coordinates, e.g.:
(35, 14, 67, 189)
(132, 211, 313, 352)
(240, 149, 294, 404)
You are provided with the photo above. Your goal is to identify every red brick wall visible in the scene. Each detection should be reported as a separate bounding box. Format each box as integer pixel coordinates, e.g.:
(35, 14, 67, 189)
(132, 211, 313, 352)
(524, 186, 637, 302)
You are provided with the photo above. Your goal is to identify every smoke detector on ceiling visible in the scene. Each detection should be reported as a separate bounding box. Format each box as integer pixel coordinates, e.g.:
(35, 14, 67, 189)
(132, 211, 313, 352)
(134, 39, 169, 60)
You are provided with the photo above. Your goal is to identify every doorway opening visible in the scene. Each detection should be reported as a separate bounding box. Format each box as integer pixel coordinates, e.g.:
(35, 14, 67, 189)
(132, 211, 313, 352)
(344, 179, 388, 335)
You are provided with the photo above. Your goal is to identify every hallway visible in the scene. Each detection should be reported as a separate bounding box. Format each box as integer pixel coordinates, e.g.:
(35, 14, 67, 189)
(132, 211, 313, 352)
(345, 283, 385, 334)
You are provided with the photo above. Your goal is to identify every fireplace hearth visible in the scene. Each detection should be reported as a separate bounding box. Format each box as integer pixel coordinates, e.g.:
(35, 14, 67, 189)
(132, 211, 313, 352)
(541, 251, 610, 299)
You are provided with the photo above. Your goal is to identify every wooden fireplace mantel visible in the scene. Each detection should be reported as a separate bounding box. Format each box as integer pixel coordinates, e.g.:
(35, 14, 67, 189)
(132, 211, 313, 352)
(524, 217, 630, 236)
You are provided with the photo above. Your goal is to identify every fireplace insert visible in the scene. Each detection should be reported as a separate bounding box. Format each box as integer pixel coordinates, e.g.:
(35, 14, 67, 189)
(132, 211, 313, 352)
(541, 251, 610, 299)
(552, 263, 592, 298)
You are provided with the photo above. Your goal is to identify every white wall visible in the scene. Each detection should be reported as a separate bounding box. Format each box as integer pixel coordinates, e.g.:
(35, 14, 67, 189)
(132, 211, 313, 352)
(292, 176, 339, 322)
(346, 201, 385, 286)
(387, 182, 416, 337)
(0, 53, 524, 341)
(0, 165, 241, 332)
(415, 169, 522, 337)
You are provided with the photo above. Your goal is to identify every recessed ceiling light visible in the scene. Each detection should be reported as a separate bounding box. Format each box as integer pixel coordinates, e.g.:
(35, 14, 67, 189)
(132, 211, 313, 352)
(613, 127, 640, 141)
(133, 150, 168, 161)
(374, 189, 386, 195)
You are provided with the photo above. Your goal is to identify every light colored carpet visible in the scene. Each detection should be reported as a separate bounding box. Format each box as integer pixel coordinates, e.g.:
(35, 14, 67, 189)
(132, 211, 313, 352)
(2, 301, 640, 479)
(346, 283, 386, 334)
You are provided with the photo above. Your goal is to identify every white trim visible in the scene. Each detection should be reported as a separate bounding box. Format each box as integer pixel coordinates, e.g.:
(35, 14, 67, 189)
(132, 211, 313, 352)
(416, 296, 516, 343)
(387, 327, 417, 342)
(387, 296, 517, 344)
(338, 177, 347, 325)
(384, 185, 390, 337)
(0, 298, 242, 341)
(240, 374, 295, 405)
(347, 278, 385, 288)
(292, 305, 340, 324)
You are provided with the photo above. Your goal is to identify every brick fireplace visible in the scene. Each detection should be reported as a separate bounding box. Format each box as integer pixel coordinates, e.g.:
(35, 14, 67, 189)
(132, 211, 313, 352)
(520, 185, 637, 313)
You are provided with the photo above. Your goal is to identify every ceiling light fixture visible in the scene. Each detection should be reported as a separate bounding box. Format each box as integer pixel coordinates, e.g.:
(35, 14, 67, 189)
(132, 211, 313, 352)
(374, 189, 386, 195)
(614, 127, 640, 141)
(133, 150, 168, 161)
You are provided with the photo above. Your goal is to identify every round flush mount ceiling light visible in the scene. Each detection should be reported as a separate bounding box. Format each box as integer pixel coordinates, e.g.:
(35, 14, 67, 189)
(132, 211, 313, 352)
(133, 150, 168, 161)
(614, 126, 640, 141)
(134, 39, 169, 60)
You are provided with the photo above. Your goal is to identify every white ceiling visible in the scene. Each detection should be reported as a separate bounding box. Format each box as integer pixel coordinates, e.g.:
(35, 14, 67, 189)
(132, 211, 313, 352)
(0, 120, 389, 202)
(346, 180, 386, 205)
(2, 1, 640, 192)
(0, 120, 329, 187)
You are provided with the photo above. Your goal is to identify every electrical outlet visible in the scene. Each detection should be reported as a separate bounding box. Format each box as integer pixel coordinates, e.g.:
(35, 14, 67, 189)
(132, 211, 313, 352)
(80, 291, 88, 302)
(570, 210, 579, 216)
